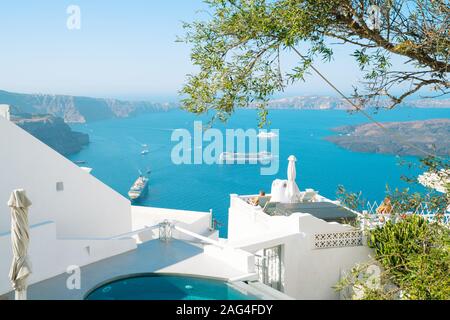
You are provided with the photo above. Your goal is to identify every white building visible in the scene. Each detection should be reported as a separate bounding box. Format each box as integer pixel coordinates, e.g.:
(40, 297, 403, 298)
(0, 115, 371, 300)
(226, 193, 372, 299)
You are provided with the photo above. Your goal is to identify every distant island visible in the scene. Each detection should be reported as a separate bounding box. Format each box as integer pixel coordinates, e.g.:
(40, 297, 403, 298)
(262, 96, 352, 110)
(1, 90, 449, 125)
(326, 119, 450, 156)
(407, 99, 450, 109)
(0, 89, 178, 123)
(13, 115, 89, 155)
(256, 96, 450, 110)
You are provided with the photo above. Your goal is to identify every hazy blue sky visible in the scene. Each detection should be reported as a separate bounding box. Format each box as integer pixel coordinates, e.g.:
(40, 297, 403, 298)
(0, 1, 407, 101)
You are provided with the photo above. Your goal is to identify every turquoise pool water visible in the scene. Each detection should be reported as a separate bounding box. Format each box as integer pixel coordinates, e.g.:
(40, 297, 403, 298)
(85, 275, 259, 300)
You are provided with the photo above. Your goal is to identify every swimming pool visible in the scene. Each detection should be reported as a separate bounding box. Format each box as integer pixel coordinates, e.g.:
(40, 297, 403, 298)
(85, 274, 260, 300)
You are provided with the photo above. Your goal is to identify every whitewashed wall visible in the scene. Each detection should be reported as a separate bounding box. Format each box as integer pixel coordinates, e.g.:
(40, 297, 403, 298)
(0, 117, 132, 238)
(228, 195, 372, 299)
(131, 206, 214, 241)
(0, 221, 136, 295)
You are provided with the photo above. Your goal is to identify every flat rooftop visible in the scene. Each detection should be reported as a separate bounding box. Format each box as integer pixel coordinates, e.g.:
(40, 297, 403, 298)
(1, 239, 257, 300)
(238, 194, 358, 223)
(263, 202, 357, 222)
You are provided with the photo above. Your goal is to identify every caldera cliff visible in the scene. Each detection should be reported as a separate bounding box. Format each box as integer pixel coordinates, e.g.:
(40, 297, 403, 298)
(13, 115, 89, 156)
(326, 119, 450, 157)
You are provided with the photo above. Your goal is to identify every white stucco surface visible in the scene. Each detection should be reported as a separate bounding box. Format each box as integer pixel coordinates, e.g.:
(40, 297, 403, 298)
(0, 221, 137, 295)
(227, 194, 373, 300)
(131, 206, 216, 239)
(0, 116, 132, 238)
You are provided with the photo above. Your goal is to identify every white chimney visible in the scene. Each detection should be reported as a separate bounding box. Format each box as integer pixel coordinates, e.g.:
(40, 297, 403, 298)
(0, 104, 11, 121)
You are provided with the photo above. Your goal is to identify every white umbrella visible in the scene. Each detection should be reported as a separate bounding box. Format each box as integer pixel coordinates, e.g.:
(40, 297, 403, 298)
(286, 155, 301, 203)
(8, 189, 32, 300)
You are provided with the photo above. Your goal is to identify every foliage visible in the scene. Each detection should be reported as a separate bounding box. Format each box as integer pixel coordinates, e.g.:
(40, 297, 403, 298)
(335, 262, 402, 300)
(180, 0, 449, 126)
(368, 215, 449, 299)
(337, 215, 450, 300)
(336, 157, 450, 300)
(336, 185, 365, 211)
(398, 156, 450, 214)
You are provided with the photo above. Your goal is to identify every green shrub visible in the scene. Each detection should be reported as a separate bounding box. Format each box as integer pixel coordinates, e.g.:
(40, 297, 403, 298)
(368, 215, 450, 300)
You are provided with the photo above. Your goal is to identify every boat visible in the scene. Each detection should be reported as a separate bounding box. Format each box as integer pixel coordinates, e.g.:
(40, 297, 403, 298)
(257, 132, 278, 139)
(74, 160, 87, 165)
(141, 150, 149, 156)
(128, 175, 149, 201)
(219, 151, 273, 163)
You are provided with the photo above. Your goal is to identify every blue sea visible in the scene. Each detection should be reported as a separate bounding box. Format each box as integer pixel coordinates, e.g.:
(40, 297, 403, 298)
(69, 108, 450, 236)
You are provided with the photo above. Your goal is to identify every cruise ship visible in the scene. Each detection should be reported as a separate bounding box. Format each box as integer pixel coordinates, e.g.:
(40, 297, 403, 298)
(128, 175, 149, 200)
(257, 132, 278, 139)
(219, 151, 273, 163)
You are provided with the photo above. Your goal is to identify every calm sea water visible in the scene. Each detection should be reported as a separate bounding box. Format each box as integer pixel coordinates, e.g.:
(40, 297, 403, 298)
(69, 108, 450, 236)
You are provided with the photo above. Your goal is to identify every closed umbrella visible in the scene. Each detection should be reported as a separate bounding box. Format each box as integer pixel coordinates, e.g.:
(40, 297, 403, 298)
(286, 155, 301, 203)
(8, 189, 32, 300)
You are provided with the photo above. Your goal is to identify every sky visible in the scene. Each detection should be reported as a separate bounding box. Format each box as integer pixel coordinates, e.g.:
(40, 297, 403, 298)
(0, 1, 410, 102)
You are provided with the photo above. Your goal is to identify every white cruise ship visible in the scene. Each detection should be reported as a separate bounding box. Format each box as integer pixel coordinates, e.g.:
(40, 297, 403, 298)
(219, 151, 273, 163)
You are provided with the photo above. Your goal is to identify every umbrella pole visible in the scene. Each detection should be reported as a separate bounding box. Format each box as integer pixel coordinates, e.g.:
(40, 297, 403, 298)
(15, 289, 27, 300)
(8, 189, 32, 301)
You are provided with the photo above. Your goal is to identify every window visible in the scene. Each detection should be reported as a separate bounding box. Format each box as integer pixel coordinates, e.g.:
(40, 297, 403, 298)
(255, 245, 284, 292)
(56, 182, 64, 192)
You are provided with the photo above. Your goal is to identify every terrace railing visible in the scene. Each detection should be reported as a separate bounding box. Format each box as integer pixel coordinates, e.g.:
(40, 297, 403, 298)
(361, 201, 450, 228)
